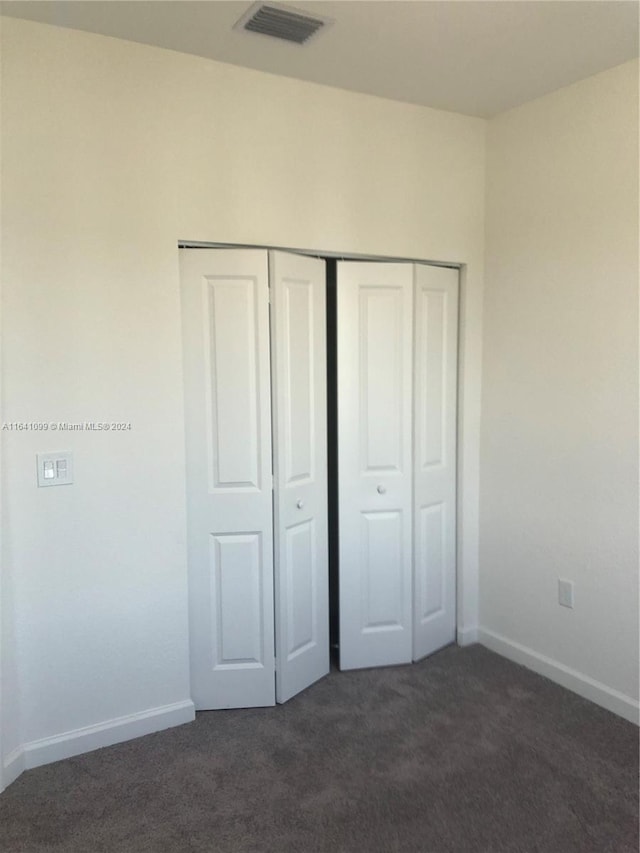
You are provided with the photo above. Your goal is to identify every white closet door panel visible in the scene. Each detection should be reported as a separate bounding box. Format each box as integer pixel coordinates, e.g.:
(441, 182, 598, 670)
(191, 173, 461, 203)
(270, 251, 329, 703)
(413, 264, 458, 661)
(180, 249, 275, 709)
(361, 511, 405, 628)
(338, 262, 413, 670)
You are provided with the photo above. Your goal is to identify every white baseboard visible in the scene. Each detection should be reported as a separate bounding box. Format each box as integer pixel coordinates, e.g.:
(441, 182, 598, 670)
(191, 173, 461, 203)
(2, 745, 26, 792)
(478, 627, 639, 725)
(457, 625, 478, 646)
(21, 699, 195, 771)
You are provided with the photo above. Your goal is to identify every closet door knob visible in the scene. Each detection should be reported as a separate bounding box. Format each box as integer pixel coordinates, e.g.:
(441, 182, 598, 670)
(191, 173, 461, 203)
(296, 499, 305, 509)
(376, 485, 386, 495)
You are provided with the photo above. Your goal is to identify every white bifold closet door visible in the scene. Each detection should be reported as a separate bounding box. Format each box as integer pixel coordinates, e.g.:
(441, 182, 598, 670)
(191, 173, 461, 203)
(270, 251, 329, 704)
(180, 248, 328, 710)
(412, 264, 458, 661)
(338, 261, 458, 670)
(337, 262, 415, 669)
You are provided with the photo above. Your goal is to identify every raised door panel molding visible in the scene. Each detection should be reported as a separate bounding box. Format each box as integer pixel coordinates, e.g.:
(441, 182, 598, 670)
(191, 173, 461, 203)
(361, 511, 405, 633)
(359, 285, 406, 474)
(417, 287, 448, 470)
(284, 519, 317, 660)
(211, 533, 265, 669)
(416, 503, 446, 623)
(205, 276, 262, 491)
(282, 278, 315, 486)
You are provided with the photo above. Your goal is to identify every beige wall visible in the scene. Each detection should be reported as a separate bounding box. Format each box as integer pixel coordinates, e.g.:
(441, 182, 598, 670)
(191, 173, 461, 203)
(481, 60, 639, 717)
(1, 17, 485, 782)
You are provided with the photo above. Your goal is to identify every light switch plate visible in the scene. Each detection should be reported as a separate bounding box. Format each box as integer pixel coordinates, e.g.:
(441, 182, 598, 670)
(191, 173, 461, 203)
(37, 452, 74, 487)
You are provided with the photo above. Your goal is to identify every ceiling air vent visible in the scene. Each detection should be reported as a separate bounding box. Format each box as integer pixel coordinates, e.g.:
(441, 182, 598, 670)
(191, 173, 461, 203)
(235, 3, 331, 45)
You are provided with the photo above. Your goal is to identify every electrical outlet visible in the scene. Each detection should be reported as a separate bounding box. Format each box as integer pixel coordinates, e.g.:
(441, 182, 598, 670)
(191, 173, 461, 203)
(558, 578, 574, 609)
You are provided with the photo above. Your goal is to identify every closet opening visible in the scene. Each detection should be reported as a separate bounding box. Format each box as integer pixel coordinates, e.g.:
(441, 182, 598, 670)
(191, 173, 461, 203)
(179, 244, 459, 709)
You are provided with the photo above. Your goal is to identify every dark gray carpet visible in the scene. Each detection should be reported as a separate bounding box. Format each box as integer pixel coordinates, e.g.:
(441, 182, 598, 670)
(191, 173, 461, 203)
(1, 645, 637, 853)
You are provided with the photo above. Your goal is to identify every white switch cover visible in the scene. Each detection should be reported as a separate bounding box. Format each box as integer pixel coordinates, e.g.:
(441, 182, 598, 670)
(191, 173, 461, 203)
(558, 578, 574, 609)
(37, 452, 73, 487)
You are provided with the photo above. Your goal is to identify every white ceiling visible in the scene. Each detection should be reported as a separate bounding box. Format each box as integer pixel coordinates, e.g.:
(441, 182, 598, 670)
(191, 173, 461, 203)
(1, 1, 638, 117)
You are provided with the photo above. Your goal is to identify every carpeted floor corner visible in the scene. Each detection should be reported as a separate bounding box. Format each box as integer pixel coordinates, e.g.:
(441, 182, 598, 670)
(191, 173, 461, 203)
(1, 645, 637, 852)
